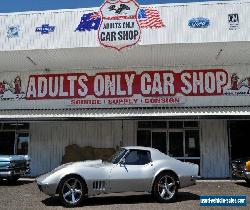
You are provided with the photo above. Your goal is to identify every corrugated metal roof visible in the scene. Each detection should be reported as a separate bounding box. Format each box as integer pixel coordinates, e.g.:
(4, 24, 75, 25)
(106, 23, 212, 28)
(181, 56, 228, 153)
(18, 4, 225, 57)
(1, 106, 250, 120)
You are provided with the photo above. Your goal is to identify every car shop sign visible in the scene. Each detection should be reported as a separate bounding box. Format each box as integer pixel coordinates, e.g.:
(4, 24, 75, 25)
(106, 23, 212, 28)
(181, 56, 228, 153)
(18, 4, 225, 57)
(98, 0, 141, 51)
(3, 68, 250, 109)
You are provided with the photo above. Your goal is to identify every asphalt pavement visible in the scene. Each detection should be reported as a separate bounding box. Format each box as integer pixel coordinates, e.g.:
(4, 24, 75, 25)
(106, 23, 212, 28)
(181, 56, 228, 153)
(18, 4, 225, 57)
(0, 179, 249, 210)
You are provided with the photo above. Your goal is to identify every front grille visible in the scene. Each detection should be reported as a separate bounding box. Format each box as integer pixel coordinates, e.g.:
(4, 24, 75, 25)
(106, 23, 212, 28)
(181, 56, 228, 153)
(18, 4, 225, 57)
(14, 161, 26, 169)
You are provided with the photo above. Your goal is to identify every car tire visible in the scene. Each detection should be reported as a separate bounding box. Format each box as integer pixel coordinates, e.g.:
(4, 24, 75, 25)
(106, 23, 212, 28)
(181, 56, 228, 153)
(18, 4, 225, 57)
(58, 175, 86, 208)
(7, 176, 20, 183)
(152, 172, 178, 203)
(245, 179, 250, 186)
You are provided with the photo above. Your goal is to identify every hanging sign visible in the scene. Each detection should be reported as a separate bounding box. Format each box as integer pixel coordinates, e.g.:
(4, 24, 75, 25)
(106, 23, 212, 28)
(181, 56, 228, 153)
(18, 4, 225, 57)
(3, 68, 250, 109)
(98, 0, 141, 51)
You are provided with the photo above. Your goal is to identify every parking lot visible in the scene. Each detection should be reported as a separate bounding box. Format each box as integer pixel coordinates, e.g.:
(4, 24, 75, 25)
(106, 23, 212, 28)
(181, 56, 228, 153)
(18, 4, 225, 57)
(0, 179, 249, 210)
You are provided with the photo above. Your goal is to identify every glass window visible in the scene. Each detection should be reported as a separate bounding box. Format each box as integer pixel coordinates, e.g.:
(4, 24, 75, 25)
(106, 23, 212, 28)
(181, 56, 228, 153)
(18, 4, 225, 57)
(152, 121, 167, 128)
(169, 132, 184, 157)
(16, 123, 29, 130)
(152, 132, 167, 154)
(3, 123, 17, 130)
(16, 133, 29, 155)
(137, 130, 151, 147)
(110, 148, 127, 164)
(125, 150, 151, 165)
(138, 121, 151, 128)
(0, 132, 15, 155)
(184, 121, 199, 128)
(169, 121, 183, 129)
(185, 130, 200, 157)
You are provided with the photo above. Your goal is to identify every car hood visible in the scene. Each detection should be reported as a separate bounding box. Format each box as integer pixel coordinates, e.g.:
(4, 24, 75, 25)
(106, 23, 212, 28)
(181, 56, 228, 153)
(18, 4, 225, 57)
(52, 159, 110, 172)
(0, 155, 27, 162)
(37, 160, 110, 182)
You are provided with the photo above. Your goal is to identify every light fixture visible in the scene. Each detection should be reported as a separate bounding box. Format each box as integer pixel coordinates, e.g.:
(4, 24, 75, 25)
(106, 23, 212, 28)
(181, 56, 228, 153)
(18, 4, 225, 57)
(215, 49, 223, 60)
(26, 56, 37, 66)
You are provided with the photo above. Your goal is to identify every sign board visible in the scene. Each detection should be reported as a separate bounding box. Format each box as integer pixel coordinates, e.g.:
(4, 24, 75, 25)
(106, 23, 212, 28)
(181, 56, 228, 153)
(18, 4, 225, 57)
(1, 68, 250, 109)
(98, 0, 141, 50)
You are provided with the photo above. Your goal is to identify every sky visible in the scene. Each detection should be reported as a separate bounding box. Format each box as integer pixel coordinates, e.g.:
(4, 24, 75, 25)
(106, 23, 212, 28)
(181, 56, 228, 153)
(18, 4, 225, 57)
(0, 0, 227, 13)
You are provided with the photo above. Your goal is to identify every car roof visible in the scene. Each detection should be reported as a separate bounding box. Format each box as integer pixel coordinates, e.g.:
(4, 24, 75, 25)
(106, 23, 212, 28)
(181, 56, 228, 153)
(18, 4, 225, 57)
(122, 146, 158, 152)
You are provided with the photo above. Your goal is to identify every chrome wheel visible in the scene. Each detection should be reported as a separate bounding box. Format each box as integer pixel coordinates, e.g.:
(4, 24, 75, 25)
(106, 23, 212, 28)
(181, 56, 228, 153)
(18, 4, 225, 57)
(157, 175, 176, 201)
(61, 178, 83, 205)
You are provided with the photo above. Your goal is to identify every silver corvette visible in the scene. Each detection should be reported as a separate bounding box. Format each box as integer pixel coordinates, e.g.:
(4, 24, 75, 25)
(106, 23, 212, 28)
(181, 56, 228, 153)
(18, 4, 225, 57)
(36, 146, 198, 207)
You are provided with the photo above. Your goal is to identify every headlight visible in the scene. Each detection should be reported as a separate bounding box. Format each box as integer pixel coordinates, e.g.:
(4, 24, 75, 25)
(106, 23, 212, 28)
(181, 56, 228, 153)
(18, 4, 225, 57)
(246, 161, 250, 172)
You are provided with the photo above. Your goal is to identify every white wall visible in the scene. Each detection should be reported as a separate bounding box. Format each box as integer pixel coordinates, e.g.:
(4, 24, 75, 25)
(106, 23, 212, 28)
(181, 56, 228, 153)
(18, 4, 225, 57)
(29, 120, 136, 176)
(200, 120, 230, 178)
(0, 1, 249, 51)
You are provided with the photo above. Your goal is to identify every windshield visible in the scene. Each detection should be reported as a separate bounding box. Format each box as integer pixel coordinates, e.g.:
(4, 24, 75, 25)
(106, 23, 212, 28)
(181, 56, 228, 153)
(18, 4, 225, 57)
(109, 148, 128, 164)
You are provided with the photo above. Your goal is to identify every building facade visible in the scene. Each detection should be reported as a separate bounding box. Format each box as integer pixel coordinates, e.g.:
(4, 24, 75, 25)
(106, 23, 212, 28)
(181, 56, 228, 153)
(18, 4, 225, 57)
(0, 1, 249, 177)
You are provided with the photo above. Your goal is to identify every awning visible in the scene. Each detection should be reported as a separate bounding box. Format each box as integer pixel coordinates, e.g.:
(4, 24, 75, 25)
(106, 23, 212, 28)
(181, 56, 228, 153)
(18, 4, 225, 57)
(1, 106, 250, 121)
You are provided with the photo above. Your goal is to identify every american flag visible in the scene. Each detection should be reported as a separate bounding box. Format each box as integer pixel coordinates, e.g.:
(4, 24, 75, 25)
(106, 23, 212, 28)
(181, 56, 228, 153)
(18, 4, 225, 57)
(138, 8, 165, 28)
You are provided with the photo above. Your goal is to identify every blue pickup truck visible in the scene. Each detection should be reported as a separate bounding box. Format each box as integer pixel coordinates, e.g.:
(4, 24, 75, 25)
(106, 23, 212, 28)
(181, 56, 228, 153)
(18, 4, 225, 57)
(0, 155, 30, 182)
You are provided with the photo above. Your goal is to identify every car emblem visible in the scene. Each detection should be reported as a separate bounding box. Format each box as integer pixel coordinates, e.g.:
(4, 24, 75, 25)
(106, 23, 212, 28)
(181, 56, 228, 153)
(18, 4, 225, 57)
(35, 24, 56, 34)
(188, 17, 210, 28)
(7, 25, 20, 38)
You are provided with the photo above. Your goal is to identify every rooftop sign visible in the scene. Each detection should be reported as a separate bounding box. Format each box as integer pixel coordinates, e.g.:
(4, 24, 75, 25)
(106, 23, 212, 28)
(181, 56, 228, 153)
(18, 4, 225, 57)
(98, 0, 141, 51)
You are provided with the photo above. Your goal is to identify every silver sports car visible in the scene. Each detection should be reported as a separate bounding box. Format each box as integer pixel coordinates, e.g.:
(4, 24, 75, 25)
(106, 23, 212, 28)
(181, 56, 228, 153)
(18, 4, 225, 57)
(36, 146, 198, 207)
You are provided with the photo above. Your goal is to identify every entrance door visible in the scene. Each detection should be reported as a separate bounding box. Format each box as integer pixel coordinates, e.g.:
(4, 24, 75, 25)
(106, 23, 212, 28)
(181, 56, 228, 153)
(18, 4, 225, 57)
(168, 132, 184, 159)
(152, 132, 167, 154)
(168, 130, 200, 166)
(229, 120, 250, 159)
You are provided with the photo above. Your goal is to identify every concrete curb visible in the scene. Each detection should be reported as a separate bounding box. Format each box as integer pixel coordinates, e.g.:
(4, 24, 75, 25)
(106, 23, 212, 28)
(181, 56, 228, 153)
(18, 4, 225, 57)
(197, 179, 245, 183)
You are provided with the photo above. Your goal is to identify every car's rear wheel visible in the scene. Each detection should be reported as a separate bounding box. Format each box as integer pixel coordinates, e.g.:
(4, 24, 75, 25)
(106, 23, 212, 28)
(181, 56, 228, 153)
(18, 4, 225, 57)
(152, 172, 178, 203)
(58, 175, 86, 208)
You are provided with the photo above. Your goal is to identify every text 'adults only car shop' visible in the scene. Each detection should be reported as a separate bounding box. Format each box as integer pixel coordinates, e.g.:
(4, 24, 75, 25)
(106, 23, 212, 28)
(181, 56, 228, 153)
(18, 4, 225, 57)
(0, 0, 250, 179)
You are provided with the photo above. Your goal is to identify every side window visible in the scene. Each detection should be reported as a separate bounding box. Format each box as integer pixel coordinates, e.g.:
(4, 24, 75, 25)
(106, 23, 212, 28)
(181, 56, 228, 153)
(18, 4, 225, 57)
(125, 150, 151, 165)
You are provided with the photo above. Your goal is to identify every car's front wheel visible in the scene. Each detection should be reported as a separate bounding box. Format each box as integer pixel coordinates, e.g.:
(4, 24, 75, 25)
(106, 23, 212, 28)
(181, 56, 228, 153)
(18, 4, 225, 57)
(58, 175, 86, 208)
(152, 172, 178, 203)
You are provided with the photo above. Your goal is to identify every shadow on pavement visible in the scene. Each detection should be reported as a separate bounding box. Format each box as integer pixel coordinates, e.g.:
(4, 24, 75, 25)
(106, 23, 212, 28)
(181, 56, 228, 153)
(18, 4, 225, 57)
(0, 179, 33, 186)
(235, 182, 250, 188)
(42, 192, 200, 207)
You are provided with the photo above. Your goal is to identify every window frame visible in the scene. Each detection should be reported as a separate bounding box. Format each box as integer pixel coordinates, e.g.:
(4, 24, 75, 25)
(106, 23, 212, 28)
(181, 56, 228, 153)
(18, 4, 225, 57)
(124, 149, 152, 165)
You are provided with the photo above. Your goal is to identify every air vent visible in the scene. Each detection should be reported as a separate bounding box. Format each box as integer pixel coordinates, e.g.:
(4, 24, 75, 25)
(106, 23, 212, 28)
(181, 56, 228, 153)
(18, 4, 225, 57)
(93, 181, 105, 191)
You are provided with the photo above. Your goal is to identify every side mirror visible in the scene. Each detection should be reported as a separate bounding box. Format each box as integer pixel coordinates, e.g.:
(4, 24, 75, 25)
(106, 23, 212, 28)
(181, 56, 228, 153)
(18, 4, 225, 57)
(119, 158, 126, 166)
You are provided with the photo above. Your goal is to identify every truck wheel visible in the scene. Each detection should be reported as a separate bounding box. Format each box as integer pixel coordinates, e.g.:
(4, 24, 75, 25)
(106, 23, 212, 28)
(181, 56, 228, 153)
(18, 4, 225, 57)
(152, 172, 178, 203)
(7, 176, 20, 183)
(58, 175, 86, 207)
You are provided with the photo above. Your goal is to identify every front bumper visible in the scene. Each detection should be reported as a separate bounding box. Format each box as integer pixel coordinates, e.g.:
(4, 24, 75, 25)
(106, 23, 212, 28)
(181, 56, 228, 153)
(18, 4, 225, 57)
(36, 180, 58, 196)
(0, 169, 27, 177)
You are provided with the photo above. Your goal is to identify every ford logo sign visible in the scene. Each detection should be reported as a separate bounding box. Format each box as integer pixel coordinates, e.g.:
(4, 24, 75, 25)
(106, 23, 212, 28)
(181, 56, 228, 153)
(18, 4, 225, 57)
(188, 17, 210, 28)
